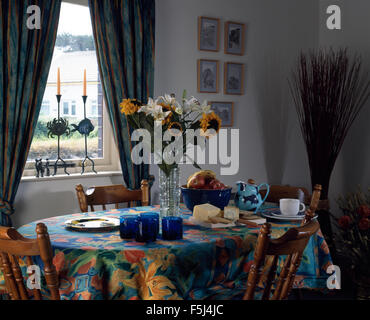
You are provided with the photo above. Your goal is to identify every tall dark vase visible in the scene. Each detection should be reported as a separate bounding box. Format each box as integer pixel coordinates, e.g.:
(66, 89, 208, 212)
(290, 48, 370, 245)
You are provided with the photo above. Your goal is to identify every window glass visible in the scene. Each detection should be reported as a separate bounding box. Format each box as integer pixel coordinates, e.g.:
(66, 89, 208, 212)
(40, 101, 50, 116)
(63, 102, 69, 115)
(71, 101, 76, 116)
(28, 2, 103, 162)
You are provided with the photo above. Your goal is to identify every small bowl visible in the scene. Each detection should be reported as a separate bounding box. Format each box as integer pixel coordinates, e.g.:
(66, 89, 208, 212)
(181, 185, 232, 211)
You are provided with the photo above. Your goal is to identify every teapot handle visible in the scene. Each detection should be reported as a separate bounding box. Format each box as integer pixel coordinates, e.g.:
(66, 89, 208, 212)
(257, 183, 270, 204)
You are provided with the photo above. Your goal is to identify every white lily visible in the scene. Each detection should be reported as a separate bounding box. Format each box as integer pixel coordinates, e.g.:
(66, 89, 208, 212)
(184, 97, 211, 114)
(162, 94, 177, 105)
(183, 96, 200, 113)
(138, 97, 159, 114)
(161, 94, 183, 115)
(139, 98, 171, 121)
(198, 100, 212, 114)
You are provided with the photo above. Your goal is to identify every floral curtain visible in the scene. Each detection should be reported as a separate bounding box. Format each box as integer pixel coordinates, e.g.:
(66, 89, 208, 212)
(89, 0, 155, 189)
(0, 0, 62, 226)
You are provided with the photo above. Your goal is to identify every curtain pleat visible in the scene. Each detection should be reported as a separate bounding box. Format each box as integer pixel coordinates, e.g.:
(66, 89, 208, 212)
(0, 0, 62, 226)
(89, 0, 155, 189)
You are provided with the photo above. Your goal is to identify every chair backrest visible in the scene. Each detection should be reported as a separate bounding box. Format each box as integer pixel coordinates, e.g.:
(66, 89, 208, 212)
(244, 184, 322, 300)
(260, 185, 311, 204)
(302, 184, 322, 224)
(0, 223, 59, 300)
(75, 180, 149, 212)
(243, 219, 320, 300)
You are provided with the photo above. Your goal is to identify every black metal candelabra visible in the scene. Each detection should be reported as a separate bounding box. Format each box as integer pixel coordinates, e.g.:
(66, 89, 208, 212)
(48, 94, 70, 176)
(80, 95, 97, 174)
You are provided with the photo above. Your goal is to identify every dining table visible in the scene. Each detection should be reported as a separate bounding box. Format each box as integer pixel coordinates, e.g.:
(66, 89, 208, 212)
(11, 204, 333, 300)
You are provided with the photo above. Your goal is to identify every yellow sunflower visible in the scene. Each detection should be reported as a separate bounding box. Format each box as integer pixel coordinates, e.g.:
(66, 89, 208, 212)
(120, 98, 140, 115)
(200, 112, 221, 135)
(160, 103, 174, 125)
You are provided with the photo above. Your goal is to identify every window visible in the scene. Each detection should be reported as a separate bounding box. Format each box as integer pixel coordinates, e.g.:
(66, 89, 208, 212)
(90, 100, 98, 117)
(23, 2, 119, 176)
(40, 100, 50, 116)
(71, 101, 76, 116)
(63, 101, 70, 115)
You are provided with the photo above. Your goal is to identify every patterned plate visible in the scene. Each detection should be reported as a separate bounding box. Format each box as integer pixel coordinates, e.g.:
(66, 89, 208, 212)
(64, 217, 120, 232)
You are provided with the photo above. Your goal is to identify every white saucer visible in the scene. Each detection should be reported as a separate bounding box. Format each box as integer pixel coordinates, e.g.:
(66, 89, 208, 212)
(271, 212, 305, 219)
(261, 211, 307, 221)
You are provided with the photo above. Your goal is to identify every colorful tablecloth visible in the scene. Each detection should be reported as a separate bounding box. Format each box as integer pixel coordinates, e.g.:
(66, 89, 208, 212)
(12, 205, 332, 300)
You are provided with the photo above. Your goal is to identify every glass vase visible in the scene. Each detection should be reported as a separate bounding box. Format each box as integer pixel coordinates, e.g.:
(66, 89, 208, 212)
(159, 166, 180, 227)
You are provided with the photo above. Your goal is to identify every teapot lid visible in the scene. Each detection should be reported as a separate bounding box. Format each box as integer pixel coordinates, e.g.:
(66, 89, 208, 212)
(247, 179, 256, 185)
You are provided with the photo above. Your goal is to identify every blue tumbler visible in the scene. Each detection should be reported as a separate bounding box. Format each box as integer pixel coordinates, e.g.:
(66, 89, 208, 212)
(135, 213, 159, 242)
(162, 216, 183, 240)
(119, 215, 139, 239)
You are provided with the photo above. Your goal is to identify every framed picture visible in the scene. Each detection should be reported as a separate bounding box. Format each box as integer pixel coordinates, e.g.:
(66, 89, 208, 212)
(210, 101, 234, 127)
(224, 62, 244, 95)
(198, 59, 219, 93)
(224, 21, 245, 55)
(198, 16, 220, 52)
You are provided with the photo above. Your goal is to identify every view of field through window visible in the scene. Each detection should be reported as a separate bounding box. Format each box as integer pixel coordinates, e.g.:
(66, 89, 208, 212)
(28, 3, 103, 162)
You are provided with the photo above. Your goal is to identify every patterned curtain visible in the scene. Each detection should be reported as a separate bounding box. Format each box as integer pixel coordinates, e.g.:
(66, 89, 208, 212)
(89, 0, 155, 189)
(0, 0, 62, 226)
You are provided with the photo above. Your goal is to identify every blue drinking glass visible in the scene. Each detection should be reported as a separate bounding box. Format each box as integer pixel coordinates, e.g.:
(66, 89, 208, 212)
(162, 216, 183, 240)
(140, 212, 160, 234)
(135, 213, 159, 242)
(119, 215, 139, 239)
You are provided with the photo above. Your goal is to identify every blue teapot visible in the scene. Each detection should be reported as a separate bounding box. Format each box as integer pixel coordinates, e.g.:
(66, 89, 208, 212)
(235, 179, 270, 212)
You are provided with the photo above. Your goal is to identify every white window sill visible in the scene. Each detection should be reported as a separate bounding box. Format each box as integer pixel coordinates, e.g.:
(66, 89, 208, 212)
(21, 170, 123, 183)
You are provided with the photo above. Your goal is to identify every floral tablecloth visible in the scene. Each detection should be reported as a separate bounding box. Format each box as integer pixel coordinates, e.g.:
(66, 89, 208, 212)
(8, 205, 332, 300)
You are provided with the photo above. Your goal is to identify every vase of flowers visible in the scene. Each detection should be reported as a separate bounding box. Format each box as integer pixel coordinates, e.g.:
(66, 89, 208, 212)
(336, 188, 370, 300)
(120, 92, 222, 223)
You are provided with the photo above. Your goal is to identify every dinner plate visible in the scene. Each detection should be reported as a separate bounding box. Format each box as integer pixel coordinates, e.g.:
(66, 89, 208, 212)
(64, 217, 120, 232)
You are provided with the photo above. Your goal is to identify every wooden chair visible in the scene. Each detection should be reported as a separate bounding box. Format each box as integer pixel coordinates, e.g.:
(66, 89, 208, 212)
(260, 184, 311, 205)
(0, 223, 59, 300)
(243, 185, 322, 300)
(75, 180, 149, 212)
(260, 183, 328, 211)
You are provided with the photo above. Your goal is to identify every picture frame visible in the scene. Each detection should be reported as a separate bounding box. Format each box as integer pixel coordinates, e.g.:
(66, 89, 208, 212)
(198, 16, 220, 52)
(224, 21, 245, 55)
(224, 62, 244, 95)
(210, 101, 234, 127)
(197, 59, 219, 93)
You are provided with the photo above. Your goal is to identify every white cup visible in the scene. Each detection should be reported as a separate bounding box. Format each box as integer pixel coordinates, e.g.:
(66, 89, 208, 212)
(279, 199, 305, 216)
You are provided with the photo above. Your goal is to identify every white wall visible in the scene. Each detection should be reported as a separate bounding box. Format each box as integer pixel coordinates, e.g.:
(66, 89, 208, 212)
(13, 174, 124, 227)
(319, 0, 370, 206)
(152, 0, 319, 203)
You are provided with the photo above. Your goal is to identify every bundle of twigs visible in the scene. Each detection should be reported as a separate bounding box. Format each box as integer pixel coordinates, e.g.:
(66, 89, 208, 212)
(290, 48, 370, 199)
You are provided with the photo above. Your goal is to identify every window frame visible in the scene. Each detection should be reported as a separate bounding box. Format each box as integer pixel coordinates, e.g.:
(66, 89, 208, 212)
(22, 0, 121, 178)
(22, 99, 121, 177)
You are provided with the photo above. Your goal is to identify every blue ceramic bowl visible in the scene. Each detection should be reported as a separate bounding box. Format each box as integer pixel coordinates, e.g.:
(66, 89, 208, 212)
(181, 186, 232, 211)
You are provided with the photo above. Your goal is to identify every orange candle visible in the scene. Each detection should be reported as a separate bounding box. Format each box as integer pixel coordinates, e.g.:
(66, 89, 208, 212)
(83, 69, 87, 96)
(57, 68, 61, 95)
